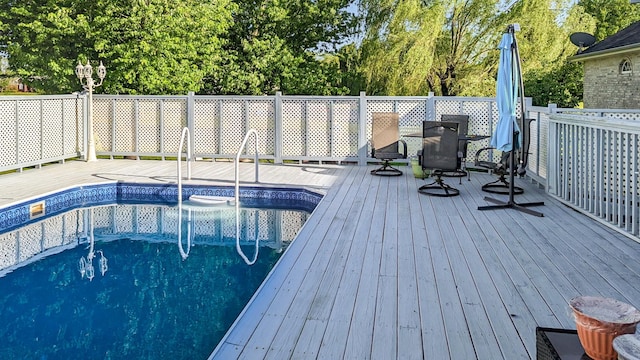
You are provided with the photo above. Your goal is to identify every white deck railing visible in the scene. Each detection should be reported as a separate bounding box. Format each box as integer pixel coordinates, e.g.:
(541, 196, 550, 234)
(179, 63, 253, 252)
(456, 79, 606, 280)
(548, 112, 640, 240)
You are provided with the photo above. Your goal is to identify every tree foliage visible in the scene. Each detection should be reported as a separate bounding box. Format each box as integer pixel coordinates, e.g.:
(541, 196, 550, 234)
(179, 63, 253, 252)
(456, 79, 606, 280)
(358, 0, 594, 100)
(0, 0, 235, 94)
(0, 0, 357, 95)
(524, 61, 584, 107)
(203, 0, 358, 95)
(579, 0, 640, 40)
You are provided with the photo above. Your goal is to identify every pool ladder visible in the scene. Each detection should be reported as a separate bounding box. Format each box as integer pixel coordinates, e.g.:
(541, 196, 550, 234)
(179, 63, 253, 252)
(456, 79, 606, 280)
(175, 127, 260, 264)
(234, 129, 260, 205)
(176, 127, 192, 206)
(234, 129, 260, 264)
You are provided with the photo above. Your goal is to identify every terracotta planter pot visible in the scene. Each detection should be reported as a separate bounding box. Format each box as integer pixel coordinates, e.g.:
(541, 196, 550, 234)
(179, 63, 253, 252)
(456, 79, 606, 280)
(570, 296, 640, 360)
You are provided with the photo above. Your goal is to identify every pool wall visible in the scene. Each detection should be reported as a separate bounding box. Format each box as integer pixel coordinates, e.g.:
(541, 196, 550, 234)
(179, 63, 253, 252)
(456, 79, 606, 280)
(0, 183, 322, 276)
(0, 182, 322, 233)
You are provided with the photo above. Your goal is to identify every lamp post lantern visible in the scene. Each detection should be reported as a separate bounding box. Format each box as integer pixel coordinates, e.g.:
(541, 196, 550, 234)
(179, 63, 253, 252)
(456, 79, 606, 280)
(75, 60, 106, 162)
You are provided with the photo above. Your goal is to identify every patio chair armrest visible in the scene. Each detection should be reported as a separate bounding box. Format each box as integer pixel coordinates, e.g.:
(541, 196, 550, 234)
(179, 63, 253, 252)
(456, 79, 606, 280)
(399, 139, 408, 159)
(474, 147, 496, 169)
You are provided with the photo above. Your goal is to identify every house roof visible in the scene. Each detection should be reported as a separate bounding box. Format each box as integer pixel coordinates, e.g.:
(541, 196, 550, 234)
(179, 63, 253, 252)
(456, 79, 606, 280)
(572, 21, 640, 61)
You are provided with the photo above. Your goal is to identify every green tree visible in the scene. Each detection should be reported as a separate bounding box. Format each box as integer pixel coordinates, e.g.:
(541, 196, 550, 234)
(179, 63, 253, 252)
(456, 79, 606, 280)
(522, 3, 595, 107)
(358, 0, 590, 98)
(358, 0, 444, 95)
(525, 61, 584, 107)
(0, 0, 235, 94)
(579, 0, 640, 40)
(203, 0, 358, 95)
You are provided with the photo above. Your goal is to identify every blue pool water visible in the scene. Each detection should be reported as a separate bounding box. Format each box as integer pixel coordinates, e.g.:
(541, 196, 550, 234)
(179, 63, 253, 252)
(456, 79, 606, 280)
(0, 196, 314, 359)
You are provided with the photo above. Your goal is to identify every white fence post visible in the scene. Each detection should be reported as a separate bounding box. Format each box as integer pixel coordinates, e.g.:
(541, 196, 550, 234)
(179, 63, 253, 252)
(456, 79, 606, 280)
(358, 91, 367, 166)
(275, 91, 283, 164)
(427, 92, 435, 121)
(187, 92, 196, 159)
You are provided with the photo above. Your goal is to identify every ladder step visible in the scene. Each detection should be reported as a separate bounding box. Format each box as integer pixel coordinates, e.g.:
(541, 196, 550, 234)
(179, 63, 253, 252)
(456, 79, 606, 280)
(187, 195, 235, 206)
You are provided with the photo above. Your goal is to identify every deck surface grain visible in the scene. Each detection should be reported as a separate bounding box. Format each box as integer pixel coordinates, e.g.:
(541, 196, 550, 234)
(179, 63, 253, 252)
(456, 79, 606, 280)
(2, 160, 640, 359)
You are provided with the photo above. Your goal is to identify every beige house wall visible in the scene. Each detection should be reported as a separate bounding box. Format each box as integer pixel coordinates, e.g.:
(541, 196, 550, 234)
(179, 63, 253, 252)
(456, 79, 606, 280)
(583, 51, 640, 109)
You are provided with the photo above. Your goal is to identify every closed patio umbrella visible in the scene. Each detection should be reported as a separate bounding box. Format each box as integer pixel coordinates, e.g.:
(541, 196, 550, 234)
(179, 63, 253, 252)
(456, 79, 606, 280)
(490, 32, 521, 152)
(478, 24, 544, 217)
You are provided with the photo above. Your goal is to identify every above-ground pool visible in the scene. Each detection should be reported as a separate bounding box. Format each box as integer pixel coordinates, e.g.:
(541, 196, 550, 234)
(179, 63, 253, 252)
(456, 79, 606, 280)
(0, 183, 321, 360)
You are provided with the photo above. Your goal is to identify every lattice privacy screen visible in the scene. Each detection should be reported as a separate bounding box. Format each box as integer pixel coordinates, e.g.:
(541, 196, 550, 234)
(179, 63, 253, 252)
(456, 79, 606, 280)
(0, 210, 83, 273)
(0, 203, 313, 274)
(94, 97, 187, 155)
(282, 98, 359, 159)
(86, 204, 308, 247)
(0, 97, 82, 170)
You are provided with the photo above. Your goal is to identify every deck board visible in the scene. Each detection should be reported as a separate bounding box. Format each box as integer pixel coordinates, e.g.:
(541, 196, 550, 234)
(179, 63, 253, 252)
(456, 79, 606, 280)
(3, 160, 640, 359)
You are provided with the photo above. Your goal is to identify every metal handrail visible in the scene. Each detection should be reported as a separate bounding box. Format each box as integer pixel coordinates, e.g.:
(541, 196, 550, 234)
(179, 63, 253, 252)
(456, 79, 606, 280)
(234, 129, 259, 206)
(177, 127, 192, 205)
(235, 201, 259, 265)
(235, 129, 260, 265)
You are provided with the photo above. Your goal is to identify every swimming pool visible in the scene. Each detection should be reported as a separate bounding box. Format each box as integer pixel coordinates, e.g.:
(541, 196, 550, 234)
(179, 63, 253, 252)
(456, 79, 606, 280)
(0, 183, 321, 360)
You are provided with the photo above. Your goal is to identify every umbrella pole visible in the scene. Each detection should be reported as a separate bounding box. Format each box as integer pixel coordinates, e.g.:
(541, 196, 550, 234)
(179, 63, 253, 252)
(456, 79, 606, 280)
(478, 24, 544, 217)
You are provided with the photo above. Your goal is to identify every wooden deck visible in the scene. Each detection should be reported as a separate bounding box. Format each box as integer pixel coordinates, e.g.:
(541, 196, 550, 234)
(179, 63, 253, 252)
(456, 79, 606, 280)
(3, 160, 640, 359)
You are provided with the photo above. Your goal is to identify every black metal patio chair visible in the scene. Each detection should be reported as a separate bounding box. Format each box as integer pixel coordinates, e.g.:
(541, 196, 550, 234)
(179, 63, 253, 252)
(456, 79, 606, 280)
(474, 118, 535, 194)
(418, 121, 461, 197)
(440, 114, 471, 181)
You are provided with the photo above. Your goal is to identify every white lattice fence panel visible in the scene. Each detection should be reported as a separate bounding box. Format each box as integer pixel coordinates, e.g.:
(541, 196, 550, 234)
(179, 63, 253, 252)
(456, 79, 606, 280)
(161, 207, 179, 236)
(194, 99, 220, 154)
(42, 215, 64, 250)
(62, 210, 83, 245)
(138, 100, 161, 153)
(462, 100, 493, 158)
(137, 205, 160, 234)
(282, 100, 305, 156)
(281, 211, 307, 242)
(366, 101, 394, 154)
(248, 100, 275, 155)
(307, 101, 331, 157)
(261, 210, 276, 241)
(17, 223, 42, 262)
(243, 210, 260, 242)
(397, 100, 426, 157)
(17, 100, 41, 164)
(475, 101, 502, 164)
(114, 100, 136, 152)
(62, 98, 82, 155)
(42, 99, 64, 159)
(605, 112, 640, 121)
(221, 208, 236, 240)
(114, 205, 134, 233)
(332, 100, 359, 157)
(220, 100, 245, 154)
(162, 100, 187, 154)
(254, 210, 275, 242)
(93, 99, 112, 152)
(192, 210, 221, 242)
(434, 99, 463, 123)
(93, 206, 114, 233)
(0, 100, 17, 166)
(0, 232, 17, 270)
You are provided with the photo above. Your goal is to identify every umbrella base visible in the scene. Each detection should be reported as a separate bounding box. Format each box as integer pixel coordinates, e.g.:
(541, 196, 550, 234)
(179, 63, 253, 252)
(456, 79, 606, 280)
(478, 196, 544, 217)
